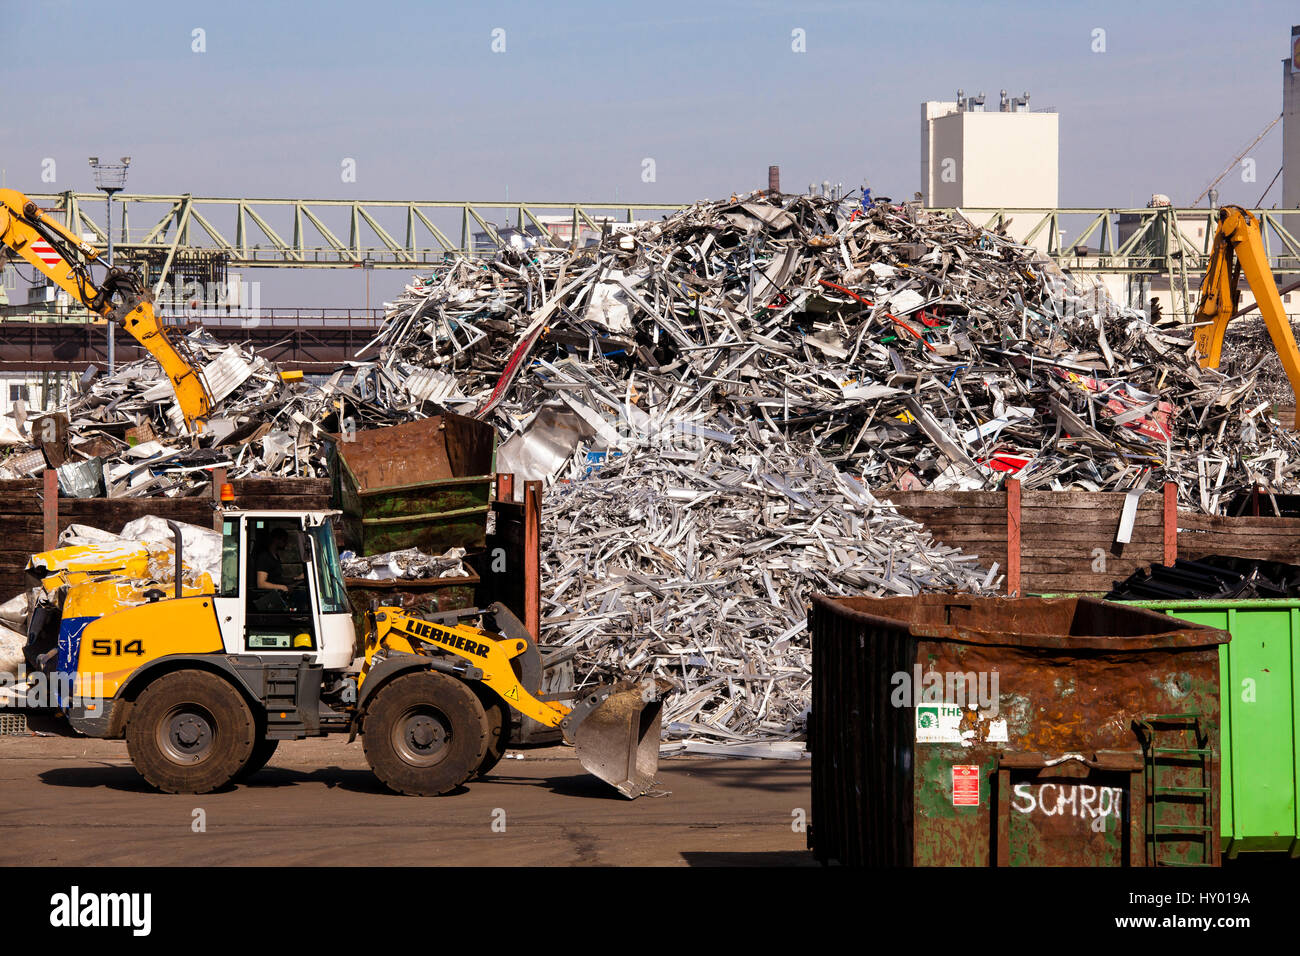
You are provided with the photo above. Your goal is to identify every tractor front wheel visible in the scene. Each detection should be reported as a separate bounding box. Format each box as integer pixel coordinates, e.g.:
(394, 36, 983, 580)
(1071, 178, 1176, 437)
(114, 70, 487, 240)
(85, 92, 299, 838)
(362, 671, 490, 796)
(474, 696, 511, 779)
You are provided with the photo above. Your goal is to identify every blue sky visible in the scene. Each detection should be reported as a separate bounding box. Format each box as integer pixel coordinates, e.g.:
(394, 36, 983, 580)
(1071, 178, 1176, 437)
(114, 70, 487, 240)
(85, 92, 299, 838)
(2, 0, 1297, 305)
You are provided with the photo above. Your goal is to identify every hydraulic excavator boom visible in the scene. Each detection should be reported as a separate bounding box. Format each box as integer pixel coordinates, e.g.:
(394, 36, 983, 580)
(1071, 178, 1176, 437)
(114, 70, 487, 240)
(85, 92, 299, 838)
(1192, 204, 1300, 427)
(0, 188, 211, 432)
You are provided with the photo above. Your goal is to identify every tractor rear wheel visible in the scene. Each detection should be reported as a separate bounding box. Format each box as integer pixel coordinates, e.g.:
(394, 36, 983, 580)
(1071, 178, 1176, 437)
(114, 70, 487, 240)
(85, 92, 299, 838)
(234, 738, 280, 781)
(125, 670, 257, 794)
(362, 671, 490, 796)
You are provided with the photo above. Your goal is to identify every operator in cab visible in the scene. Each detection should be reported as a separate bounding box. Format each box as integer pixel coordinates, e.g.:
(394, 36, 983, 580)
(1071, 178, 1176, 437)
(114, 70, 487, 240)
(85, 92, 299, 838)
(252, 528, 305, 610)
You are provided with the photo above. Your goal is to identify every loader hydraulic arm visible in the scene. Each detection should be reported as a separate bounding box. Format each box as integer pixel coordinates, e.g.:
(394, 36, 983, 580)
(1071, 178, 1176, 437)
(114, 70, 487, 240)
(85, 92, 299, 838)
(363, 604, 672, 797)
(365, 607, 573, 729)
(0, 188, 211, 432)
(1192, 204, 1300, 427)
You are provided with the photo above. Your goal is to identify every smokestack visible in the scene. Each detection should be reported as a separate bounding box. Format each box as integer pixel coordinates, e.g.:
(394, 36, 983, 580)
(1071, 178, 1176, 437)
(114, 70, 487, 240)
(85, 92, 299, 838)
(768, 165, 780, 195)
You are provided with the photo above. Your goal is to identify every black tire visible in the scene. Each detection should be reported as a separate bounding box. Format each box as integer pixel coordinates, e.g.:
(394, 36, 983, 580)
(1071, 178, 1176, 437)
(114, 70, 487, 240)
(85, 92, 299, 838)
(362, 671, 490, 796)
(474, 697, 511, 778)
(125, 670, 257, 794)
(234, 738, 280, 781)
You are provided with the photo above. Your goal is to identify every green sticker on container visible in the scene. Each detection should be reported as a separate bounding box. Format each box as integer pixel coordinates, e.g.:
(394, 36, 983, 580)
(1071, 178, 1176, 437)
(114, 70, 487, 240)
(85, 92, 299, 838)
(916, 703, 963, 743)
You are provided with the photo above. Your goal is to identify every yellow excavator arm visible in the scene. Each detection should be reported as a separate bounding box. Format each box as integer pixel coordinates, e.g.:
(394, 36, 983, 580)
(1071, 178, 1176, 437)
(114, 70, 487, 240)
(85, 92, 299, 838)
(1192, 204, 1300, 427)
(0, 188, 211, 432)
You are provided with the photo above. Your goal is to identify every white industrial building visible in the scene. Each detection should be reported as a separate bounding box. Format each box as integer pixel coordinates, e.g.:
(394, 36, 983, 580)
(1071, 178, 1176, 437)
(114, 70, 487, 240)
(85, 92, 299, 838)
(0, 273, 79, 419)
(1284, 25, 1300, 210)
(0, 374, 72, 419)
(920, 89, 1059, 233)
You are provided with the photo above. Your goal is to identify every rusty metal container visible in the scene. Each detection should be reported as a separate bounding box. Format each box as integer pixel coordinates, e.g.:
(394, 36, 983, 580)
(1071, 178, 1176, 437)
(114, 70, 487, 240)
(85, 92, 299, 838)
(809, 594, 1229, 867)
(331, 414, 496, 556)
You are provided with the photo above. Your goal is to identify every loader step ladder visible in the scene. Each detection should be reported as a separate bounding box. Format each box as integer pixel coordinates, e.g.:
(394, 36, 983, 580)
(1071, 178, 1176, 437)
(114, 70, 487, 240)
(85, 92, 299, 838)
(1136, 714, 1215, 867)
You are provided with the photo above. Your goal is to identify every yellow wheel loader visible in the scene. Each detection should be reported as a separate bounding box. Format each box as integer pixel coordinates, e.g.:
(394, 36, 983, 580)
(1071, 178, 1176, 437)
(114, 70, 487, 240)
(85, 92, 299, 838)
(17, 506, 668, 798)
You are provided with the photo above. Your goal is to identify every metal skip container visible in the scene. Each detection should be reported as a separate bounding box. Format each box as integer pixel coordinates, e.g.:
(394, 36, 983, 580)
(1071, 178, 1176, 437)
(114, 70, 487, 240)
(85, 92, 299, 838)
(331, 414, 497, 557)
(1122, 599, 1300, 857)
(809, 595, 1230, 867)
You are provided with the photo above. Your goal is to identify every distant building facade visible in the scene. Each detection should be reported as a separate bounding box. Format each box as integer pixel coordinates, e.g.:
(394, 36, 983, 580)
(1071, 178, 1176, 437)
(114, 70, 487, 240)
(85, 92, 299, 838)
(921, 89, 1059, 212)
(1284, 25, 1300, 209)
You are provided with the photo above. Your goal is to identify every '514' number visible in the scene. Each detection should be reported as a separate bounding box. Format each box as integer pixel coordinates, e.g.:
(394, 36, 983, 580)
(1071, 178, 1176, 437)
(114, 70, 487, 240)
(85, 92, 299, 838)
(90, 639, 144, 656)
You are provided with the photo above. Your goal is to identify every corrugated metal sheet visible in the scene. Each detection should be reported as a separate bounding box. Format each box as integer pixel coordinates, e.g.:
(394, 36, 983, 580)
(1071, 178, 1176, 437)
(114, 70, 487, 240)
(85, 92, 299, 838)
(404, 367, 468, 404)
(199, 346, 254, 403)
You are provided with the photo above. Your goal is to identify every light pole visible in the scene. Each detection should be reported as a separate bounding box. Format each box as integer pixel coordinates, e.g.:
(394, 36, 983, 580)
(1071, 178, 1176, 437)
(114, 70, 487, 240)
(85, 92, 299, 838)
(89, 156, 131, 373)
(363, 257, 375, 313)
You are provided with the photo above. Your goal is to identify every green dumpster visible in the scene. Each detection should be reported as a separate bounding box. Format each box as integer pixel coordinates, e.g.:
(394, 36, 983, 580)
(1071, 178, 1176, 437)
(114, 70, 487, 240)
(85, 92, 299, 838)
(1122, 599, 1300, 858)
(330, 414, 496, 557)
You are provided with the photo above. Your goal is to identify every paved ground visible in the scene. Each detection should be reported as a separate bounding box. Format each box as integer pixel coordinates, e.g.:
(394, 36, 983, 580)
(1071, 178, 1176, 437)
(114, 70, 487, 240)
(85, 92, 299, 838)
(0, 735, 815, 866)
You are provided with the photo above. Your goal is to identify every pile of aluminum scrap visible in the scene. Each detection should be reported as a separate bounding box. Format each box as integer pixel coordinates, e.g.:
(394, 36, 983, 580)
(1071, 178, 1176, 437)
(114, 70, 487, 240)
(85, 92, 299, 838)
(2, 191, 1294, 511)
(0, 328, 435, 495)
(539, 428, 997, 745)
(340, 546, 469, 581)
(358, 189, 1300, 744)
(372, 192, 1300, 511)
(1217, 316, 1300, 409)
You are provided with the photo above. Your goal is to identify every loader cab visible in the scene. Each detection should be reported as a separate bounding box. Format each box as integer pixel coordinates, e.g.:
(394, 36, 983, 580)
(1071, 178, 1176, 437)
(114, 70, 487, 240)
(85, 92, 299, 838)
(215, 510, 354, 670)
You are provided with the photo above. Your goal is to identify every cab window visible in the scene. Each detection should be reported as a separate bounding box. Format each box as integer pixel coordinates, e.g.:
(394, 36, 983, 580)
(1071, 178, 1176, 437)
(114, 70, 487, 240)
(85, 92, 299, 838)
(220, 519, 240, 597)
(310, 524, 350, 615)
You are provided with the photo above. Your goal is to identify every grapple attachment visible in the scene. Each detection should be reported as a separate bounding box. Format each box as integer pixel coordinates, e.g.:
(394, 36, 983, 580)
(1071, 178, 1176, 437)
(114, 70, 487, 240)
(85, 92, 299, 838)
(561, 678, 671, 798)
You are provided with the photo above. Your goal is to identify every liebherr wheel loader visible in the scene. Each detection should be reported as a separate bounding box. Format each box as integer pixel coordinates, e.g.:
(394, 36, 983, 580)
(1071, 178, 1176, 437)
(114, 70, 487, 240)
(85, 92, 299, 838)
(3, 186, 668, 798)
(16, 505, 667, 799)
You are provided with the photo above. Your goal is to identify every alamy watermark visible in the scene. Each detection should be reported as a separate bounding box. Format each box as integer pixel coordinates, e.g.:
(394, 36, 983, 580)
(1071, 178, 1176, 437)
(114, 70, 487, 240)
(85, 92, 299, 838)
(50, 886, 150, 936)
(152, 278, 262, 323)
(0, 670, 104, 710)
(889, 665, 998, 714)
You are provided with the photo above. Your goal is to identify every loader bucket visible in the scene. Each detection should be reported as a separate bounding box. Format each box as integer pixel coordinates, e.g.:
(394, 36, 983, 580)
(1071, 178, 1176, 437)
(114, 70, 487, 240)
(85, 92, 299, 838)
(568, 678, 670, 799)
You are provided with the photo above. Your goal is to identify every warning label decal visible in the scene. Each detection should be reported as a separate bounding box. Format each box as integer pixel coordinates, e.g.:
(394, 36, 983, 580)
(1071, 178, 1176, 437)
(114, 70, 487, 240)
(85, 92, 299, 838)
(952, 765, 981, 806)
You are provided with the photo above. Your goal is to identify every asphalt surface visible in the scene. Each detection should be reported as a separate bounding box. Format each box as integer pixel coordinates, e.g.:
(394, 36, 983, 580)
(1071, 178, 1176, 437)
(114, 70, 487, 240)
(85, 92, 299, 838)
(0, 735, 814, 866)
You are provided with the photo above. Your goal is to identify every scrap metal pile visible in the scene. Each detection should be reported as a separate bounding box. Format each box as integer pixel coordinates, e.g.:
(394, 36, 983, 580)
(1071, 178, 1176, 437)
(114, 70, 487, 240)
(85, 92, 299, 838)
(1216, 316, 1300, 409)
(540, 433, 993, 747)
(362, 190, 1300, 744)
(340, 546, 470, 581)
(372, 192, 1300, 512)
(0, 329, 425, 496)
(6, 192, 1295, 514)
(6, 189, 1299, 746)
